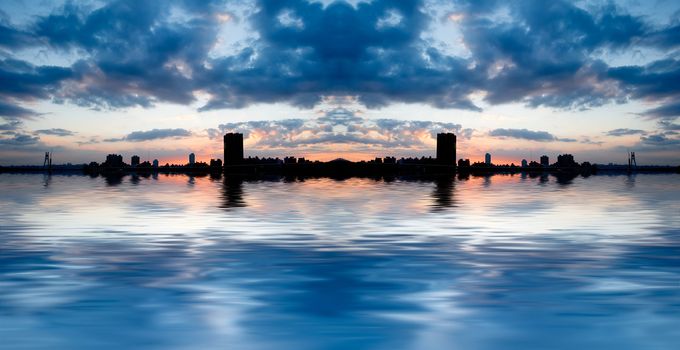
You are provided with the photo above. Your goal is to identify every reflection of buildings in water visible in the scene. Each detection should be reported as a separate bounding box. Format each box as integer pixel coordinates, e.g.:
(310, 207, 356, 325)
(483, 175, 492, 187)
(42, 174, 51, 187)
(187, 175, 195, 187)
(221, 176, 246, 209)
(625, 174, 636, 189)
(130, 174, 140, 185)
(553, 172, 578, 186)
(431, 176, 456, 211)
(104, 174, 124, 186)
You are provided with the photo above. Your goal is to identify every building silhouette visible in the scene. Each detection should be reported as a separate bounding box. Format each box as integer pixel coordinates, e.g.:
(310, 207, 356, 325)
(521, 159, 528, 167)
(210, 159, 223, 168)
(540, 155, 549, 167)
(189, 153, 196, 166)
(224, 133, 244, 166)
(131, 155, 140, 167)
(105, 154, 124, 167)
(557, 154, 577, 167)
(152, 159, 159, 168)
(485, 153, 491, 165)
(436, 133, 456, 165)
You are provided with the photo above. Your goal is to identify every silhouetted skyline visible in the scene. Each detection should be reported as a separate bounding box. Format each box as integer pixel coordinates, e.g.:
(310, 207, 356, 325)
(3, 128, 679, 176)
(1, 1, 680, 165)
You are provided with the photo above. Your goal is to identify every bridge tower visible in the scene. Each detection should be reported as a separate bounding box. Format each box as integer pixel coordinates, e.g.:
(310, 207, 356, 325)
(43, 152, 52, 169)
(628, 151, 637, 172)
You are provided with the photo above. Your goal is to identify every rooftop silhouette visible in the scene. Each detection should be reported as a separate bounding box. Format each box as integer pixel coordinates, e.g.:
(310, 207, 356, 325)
(1, 131, 679, 177)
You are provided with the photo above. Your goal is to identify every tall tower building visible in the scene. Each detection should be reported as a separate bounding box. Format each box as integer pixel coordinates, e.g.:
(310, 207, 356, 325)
(436, 133, 456, 165)
(189, 153, 195, 166)
(224, 133, 244, 166)
(485, 153, 491, 165)
(131, 155, 140, 167)
(540, 155, 549, 167)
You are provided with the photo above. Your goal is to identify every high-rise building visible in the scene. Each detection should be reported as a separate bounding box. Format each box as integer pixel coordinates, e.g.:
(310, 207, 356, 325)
(540, 155, 549, 167)
(436, 133, 456, 165)
(152, 159, 159, 168)
(521, 159, 528, 167)
(223, 133, 244, 166)
(557, 154, 576, 167)
(104, 154, 124, 167)
(131, 155, 140, 167)
(485, 153, 491, 165)
(189, 153, 195, 166)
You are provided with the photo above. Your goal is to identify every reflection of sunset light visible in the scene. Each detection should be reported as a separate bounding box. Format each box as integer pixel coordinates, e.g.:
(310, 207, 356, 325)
(216, 13, 232, 23)
(448, 13, 464, 23)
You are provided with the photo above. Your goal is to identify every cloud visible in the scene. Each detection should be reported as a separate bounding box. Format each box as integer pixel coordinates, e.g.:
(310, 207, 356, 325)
(211, 107, 471, 151)
(489, 128, 561, 142)
(35, 128, 75, 136)
(0, 59, 73, 118)
(658, 120, 680, 131)
(0, 0, 678, 115)
(606, 128, 646, 136)
(0, 133, 40, 146)
(105, 128, 193, 142)
(579, 137, 604, 145)
(0, 119, 22, 131)
(640, 133, 680, 147)
(0, 98, 39, 119)
(642, 100, 680, 119)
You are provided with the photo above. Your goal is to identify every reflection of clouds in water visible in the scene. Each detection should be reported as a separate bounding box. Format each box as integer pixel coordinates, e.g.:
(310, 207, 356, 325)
(0, 174, 679, 348)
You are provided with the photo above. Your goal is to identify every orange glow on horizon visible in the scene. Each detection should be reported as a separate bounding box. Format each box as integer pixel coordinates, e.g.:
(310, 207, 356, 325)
(155, 153, 536, 165)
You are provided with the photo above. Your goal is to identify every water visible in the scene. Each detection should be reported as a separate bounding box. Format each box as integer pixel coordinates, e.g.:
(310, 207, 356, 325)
(0, 173, 679, 349)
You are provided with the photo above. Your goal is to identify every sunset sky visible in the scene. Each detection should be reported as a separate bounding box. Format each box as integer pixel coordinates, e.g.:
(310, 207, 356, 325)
(1, 0, 679, 165)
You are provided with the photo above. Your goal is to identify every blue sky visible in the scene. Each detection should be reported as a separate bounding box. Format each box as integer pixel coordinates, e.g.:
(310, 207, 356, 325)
(1, 0, 679, 165)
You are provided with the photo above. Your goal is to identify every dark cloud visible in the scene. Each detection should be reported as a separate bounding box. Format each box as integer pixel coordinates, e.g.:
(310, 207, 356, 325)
(640, 133, 680, 147)
(105, 128, 192, 142)
(607, 59, 680, 118)
(0, 0, 678, 115)
(198, 0, 482, 110)
(0, 23, 36, 49)
(0, 58, 73, 118)
(489, 128, 564, 142)
(0, 132, 40, 146)
(644, 23, 680, 49)
(606, 128, 646, 136)
(0, 98, 38, 119)
(211, 107, 471, 150)
(35, 128, 75, 136)
(658, 120, 680, 131)
(0, 119, 22, 131)
(642, 100, 680, 119)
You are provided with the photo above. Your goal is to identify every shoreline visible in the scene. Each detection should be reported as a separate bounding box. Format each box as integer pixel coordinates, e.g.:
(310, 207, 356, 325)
(1, 163, 678, 178)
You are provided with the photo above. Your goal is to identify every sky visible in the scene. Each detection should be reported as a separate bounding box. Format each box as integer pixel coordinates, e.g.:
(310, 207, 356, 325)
(0, 0, 679, 166)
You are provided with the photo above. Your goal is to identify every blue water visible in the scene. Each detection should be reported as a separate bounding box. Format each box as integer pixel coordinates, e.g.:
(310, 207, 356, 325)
(0, 173, 679, 349)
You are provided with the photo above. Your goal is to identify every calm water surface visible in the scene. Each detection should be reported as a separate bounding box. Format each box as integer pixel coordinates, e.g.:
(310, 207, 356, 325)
(0, 173, 679, 349)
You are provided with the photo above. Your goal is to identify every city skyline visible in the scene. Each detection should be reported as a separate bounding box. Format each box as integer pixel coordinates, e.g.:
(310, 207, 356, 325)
(1, 0, 680, 166)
